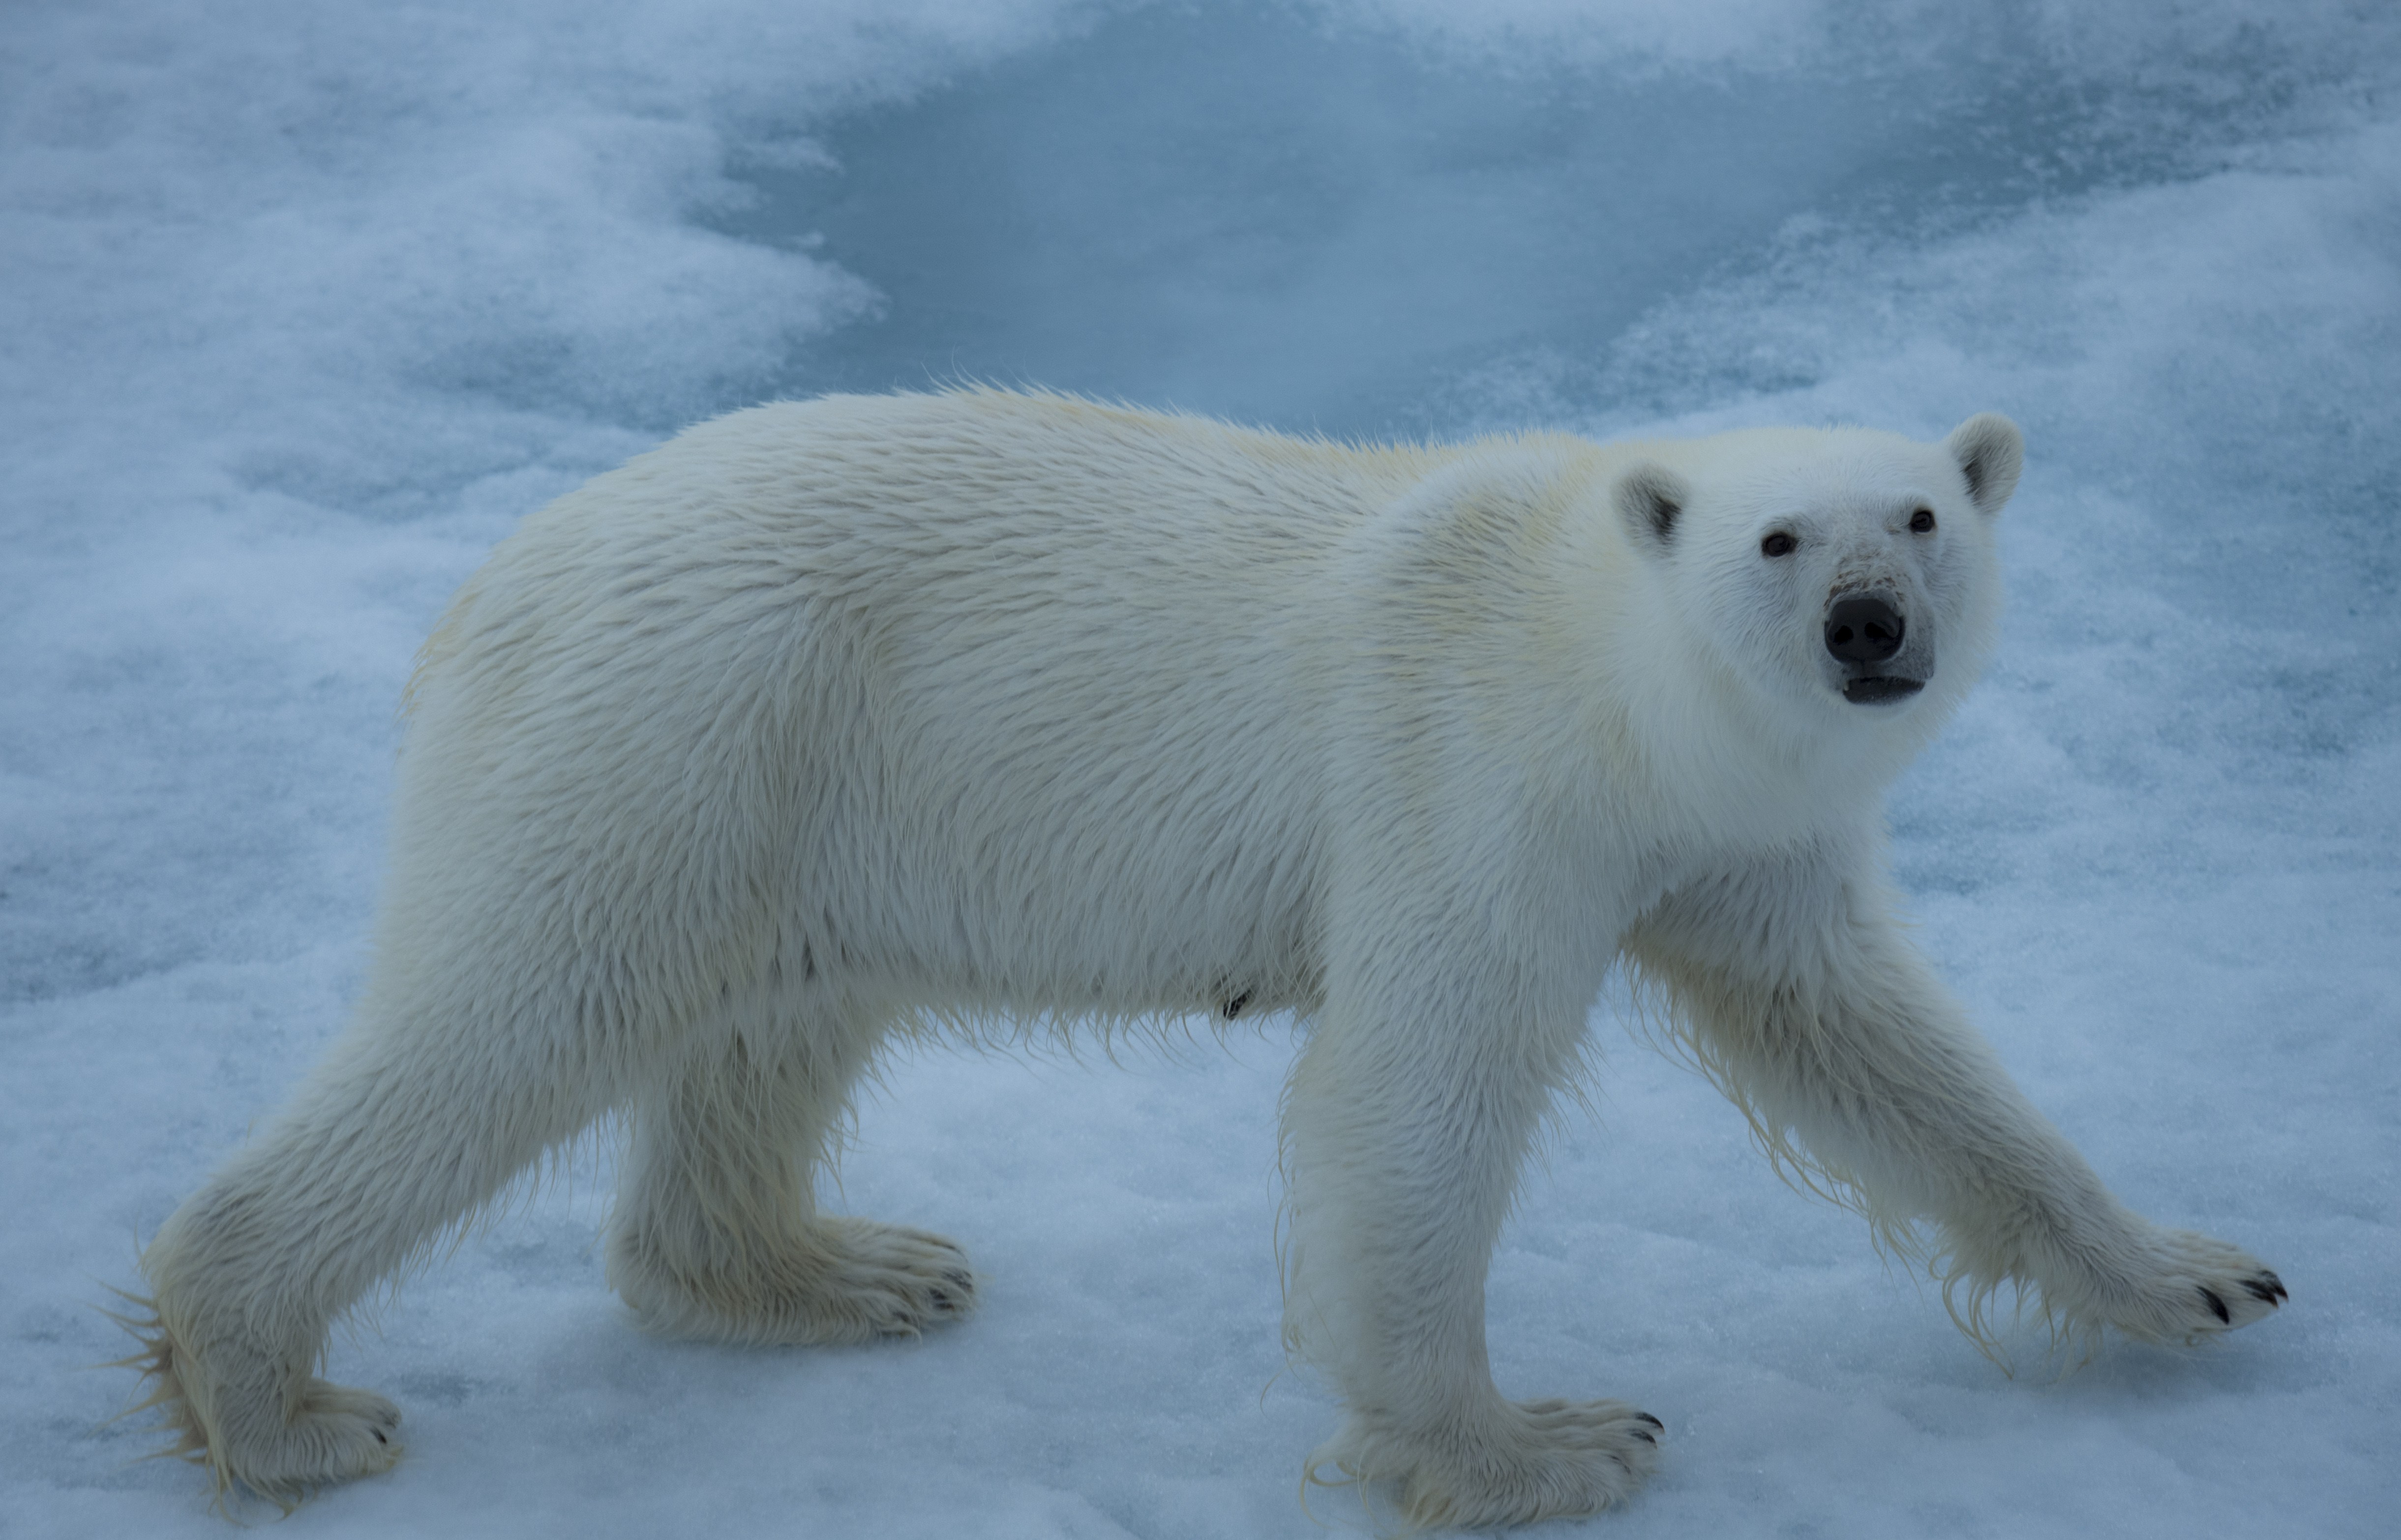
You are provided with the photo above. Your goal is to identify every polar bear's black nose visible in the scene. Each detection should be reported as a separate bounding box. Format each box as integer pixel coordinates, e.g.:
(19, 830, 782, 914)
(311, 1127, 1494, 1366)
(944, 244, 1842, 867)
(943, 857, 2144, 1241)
(1825, 593, 1905, 664)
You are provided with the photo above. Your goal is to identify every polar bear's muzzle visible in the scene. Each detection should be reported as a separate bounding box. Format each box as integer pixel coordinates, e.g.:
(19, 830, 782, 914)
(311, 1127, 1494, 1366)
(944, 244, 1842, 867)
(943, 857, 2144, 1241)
(1825, 590, 1927, 704)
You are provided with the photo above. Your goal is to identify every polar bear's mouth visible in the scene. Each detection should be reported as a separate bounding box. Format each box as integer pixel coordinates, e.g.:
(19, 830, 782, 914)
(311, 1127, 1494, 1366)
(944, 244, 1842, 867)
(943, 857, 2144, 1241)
(1842, 676, 1925, 705)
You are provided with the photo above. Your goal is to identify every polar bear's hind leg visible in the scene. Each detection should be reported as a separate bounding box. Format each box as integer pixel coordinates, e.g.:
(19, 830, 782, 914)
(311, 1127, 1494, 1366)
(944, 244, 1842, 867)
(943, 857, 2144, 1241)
(111, 1301, 404, 1507)
(605, 1005, 976, 1345)
(131, 991, 612, 1500)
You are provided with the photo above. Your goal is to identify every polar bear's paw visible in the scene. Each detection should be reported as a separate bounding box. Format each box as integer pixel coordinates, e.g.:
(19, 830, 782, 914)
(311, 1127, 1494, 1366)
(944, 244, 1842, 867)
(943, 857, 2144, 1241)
(2087, 1226, 2286, 1344)
(786, 1217, 979, 1343)
(115, 1308, 403, 1506)
(611, 1215, 977, 1347)
(1313, 1396, 1662, 1530)
(215, 1379, 406, 1504)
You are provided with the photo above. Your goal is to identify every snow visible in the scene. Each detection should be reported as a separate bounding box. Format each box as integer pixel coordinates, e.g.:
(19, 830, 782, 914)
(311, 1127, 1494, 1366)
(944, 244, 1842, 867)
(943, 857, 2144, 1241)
(4, 1, 2397, 1536)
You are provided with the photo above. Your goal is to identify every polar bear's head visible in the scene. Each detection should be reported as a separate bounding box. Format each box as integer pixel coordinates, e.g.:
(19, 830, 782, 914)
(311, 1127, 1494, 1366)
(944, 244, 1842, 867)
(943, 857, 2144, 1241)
(1612, 414, 2022, 740)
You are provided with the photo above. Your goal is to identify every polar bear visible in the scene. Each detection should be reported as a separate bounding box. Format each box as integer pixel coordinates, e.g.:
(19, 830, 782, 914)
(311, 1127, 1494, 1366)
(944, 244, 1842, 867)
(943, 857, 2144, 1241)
(124, 389, 2282, 1527)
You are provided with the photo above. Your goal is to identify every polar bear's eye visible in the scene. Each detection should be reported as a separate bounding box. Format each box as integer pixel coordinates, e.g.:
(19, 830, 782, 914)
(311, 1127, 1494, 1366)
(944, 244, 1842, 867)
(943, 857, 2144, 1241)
(1909, 508, 1936, 533)
(1761, 532, 1797, 558)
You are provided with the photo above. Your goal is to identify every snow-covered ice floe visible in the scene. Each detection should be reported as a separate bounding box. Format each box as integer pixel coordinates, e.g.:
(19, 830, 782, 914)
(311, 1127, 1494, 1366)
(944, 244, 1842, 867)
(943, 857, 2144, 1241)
(3, 2, 2395, 1536)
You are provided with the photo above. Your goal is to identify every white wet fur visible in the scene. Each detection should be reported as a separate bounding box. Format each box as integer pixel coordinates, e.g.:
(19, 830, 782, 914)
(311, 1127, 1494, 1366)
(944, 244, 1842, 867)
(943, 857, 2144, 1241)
(127, 389, 2282, 1527)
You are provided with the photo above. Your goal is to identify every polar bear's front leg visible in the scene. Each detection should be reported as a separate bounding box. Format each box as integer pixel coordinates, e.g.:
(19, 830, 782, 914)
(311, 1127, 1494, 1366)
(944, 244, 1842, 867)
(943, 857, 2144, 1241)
(1282, 973, 1661, 1528)
(1627, 843, 2286, 1350)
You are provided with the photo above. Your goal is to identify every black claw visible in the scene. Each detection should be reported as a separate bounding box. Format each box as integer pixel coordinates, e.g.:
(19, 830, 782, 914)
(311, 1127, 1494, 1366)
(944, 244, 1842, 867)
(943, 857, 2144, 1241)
(2198, 1285, 2230, 1324)
(2243, 1277, 2280, 1305)
(372, 1429, 387, 1445)
(929, 1289, 951, 1309)
(1636, 1413, 1664, 1430)
(1631, 1429, 1655, 1445)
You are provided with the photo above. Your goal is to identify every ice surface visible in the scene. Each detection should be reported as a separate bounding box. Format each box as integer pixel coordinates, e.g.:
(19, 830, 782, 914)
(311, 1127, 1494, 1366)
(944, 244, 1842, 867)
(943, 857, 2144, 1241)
(3, 1, 2396, 1536)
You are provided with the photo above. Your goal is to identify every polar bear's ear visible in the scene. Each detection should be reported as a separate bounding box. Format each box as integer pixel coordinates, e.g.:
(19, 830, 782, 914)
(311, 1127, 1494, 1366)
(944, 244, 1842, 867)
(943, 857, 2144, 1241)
(1945, 414, 2024, 515)
(1614, 463, 1691, 554)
